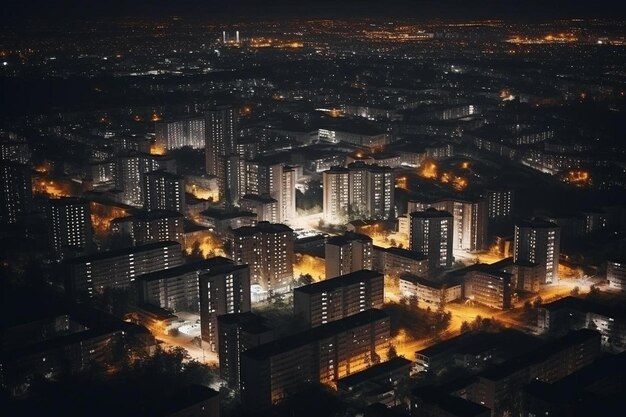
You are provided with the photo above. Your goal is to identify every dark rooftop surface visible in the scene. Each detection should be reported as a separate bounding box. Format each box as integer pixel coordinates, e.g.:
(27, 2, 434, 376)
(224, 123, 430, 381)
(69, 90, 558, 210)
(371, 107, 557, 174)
(336, 357, 411, 387)
(525, 351, 626, 402)
(412, 385, 491, 417)
(378, 246, 428, 262)
(479, 329, 600, 381)
(144, 169, 184, 180)
(399, 273, 457, 289)
(159, 385, 219, 416)
(417, 329, 539, 358)
(200, 207, 256, 220)
(233, 221, 293, 236)
(540, 296, 626, 320)
(410, 207, 453, 218)
(327, 231, 372, 246)
(136, 257, 233, 282)
(516, 218, 559, 229)
(241, 194, 278, 204)
(217, 312, 273, 335)
(65, 241, 181, 265)
(242, 309, 388, 361)
(294, 269, 382, 294)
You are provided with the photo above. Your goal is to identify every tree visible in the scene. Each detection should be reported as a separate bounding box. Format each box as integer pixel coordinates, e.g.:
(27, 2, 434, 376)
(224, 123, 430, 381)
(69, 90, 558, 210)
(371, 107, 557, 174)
(387, 345, 398, 360)
(187, 240, 203, 261)
(460, 321, 471, 333)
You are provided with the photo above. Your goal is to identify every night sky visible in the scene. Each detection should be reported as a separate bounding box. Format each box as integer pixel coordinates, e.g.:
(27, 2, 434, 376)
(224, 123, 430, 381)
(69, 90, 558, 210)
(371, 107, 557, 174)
(4, 0, 626, 21)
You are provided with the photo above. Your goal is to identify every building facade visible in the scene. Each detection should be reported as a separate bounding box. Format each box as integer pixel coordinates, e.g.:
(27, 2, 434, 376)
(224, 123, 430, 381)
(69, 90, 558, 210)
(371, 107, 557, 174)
(240, 309, 390, 409)
(199, 258, 251, 353)
(142, 170, 186, 213)
(514, 219, 561, 284)
(231, 222, 294, 298)
(47, 197, 94, 258)
(410, 208, 454, 270)
(65, 241, 183, 300)
(325, 232, 373, 279)
(294, 269, 384, 327)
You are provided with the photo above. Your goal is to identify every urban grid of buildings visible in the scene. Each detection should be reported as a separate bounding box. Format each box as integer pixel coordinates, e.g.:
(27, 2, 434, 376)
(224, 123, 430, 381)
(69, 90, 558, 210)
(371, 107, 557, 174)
(1, 14, 625, 417)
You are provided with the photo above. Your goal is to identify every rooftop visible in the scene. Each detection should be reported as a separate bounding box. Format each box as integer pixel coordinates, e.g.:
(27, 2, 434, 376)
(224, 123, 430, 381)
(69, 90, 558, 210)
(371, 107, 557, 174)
(410, 207, 453, 218)
(336, 357, 411, 388)
(479, 329, 600, 381)
(65, 241, 181, 265)
(136, 257, 233, 282)
(295, 269, 382, 295)
(233, 221, 293, 236)
(327, 231, 372, 246)
(242, 309, 388, 361)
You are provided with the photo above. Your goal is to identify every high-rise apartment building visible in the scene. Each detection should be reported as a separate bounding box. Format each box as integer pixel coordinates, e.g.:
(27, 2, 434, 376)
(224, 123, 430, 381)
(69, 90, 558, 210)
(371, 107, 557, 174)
(0, 138, 30, 164)
(429, 198, 488, 252)
(65, 241, 183, 300)
(294, 269, 384, 327)
(410, 208, 454, 270)
(514, 219, 561, 284)
(322, 166, 350, 224)
(217, 312, 274, 389)
(231, 222, 294, 298)
(325, 232, 373, 279)
(244, 160, 296, 223)
(136, 259, 220, 313)
(115, 152, 176, 206)
(155, 117, 205, 150)
(486, 189, 514, 220)
(348, 162, 395, 220)
(47, 197, 94, 257)
(0, 161, 32, 225)
(607, 259, 626, 291)
(239, 194, 279, 223)
(322, 162, 394, 223)
(111, 209, 184, 246)
(142, 170, 186, 213)
(198, 258, 251, 352)
(113, 136, 151, 154)
(205, 106, 237, 199)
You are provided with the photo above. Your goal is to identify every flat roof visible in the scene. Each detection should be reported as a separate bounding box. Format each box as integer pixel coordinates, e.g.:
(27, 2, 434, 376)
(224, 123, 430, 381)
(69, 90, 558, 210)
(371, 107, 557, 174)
(295, 269, 382, 295)
(65, 241, 181, 265)
(337, 357, 411, 387)
(412, 386, 490, 417)
(540, 296, 626, 320)
(242, 309, 388, 361)
(327, 232, 372, 246)
(516, 219, 559, 229)
(241, 194, 278, 204)
(410, 208, 453, 218)
(233, 221, 293, 236)
(479, 329, 600, 381)
(217, 312, 273, 334)
(136, 257, 233, 283)
(380, 246, 428, 262)
(399, 273, 455, 289)
(200, 207, 256, 220)
(144, 169, 184, 180)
